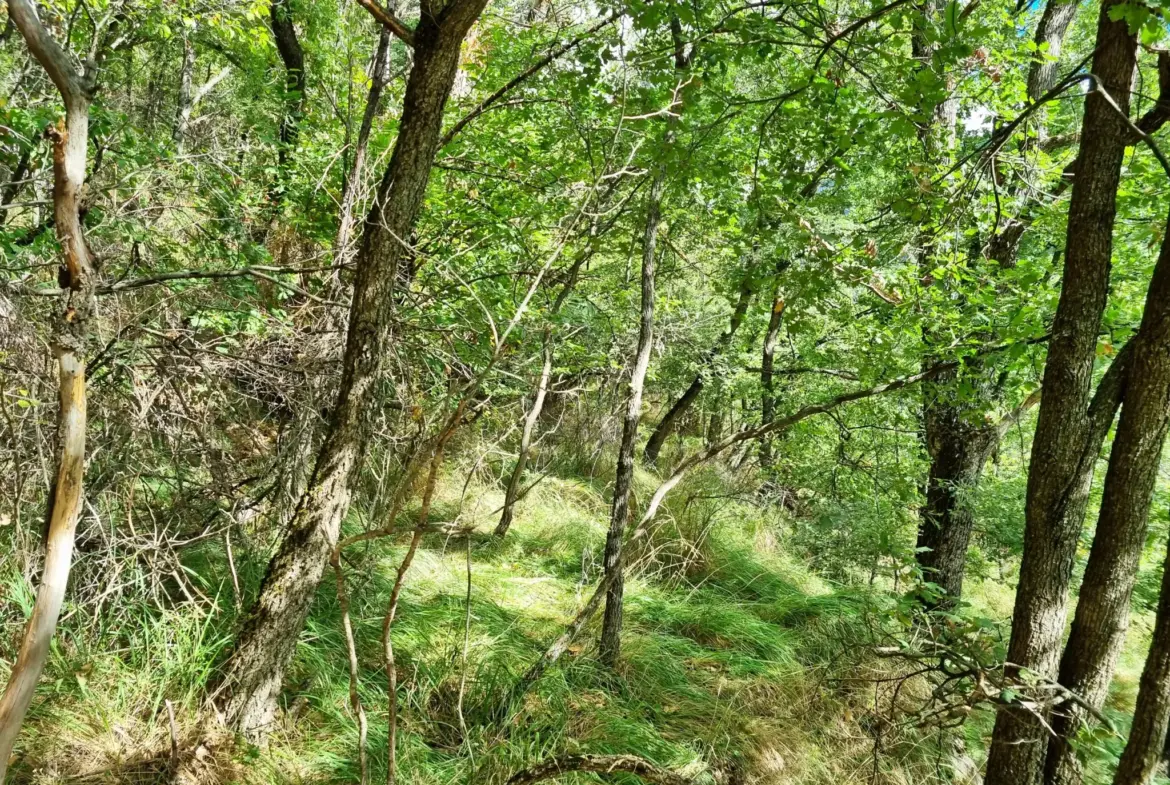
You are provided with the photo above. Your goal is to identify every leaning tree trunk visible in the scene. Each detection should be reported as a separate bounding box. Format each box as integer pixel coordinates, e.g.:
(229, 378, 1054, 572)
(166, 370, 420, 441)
(1113, 536, 1170, 785)
(643, 274, 754, 464)
(0, 1, 96, 778)
(1044, 204, 1170, 785)
(983, 2, 1137, 782)
(495, 333, 552, 536)
(218, 0, 488, 738)
(758, 289, 786, 466)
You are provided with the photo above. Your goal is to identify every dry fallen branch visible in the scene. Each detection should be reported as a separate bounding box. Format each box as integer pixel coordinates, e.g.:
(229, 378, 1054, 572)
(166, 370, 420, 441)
(507, 754, 699, 785)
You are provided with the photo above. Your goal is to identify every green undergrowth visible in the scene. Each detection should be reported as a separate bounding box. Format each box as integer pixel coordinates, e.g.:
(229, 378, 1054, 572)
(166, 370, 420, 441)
(2, 457, 983, 784)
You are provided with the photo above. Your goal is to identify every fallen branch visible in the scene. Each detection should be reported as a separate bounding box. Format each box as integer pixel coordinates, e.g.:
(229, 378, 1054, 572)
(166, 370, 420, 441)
(507, 754, 698, 785)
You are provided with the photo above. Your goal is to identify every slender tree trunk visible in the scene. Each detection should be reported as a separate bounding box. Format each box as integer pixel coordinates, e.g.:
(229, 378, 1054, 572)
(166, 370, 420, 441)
(335, 29, 392, 264)
(0, 1, 95, 777)
(267, 0, 306, 212)
(172, 36, 195, 148)
(598, 152, 663, 668)
(1113, 538, 1170, 785)
(495, 333, 552, 536)
(218, 2, 489, 737)
(1027, 0, 1078, 139)
(597, 16, 695, 667)
(758, 289, 786, 467)
(984, 3, 1137, 781)
(1045, 208, 1170, 785)
(0, 146, 31, 227)
(643, 275, 754, 464)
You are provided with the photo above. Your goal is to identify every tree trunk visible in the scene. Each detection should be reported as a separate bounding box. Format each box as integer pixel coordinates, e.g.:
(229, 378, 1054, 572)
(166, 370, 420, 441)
(172, 36, 196, 148)
(0, 1, 95, 777)
(758, 290, 786, 466)
(916, 379, 998, 602)
(1112, 538, 1170, 785)
(218, 2, 488, 738)
(1027, 0, 1079, 139)
(598, 150, 663, 669)
(598, 15, 694, 667)
(643, 275, 754, 464)
(495, 333, 552, 536)
(270, 0, 305, 170)
(1045, 208, 1170, 785)
(335, 29, 392, 264)
(983, 3, 1137, 781)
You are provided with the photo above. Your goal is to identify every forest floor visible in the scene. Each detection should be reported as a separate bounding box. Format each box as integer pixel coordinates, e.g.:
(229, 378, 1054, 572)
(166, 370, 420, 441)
(0, 445, 1159, 785)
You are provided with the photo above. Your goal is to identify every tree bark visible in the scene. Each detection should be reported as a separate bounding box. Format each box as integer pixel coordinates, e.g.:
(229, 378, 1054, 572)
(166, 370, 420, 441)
(270, 0, 306, 172)
(598, 147, 663, 668)
(916, 379, 999, 601)
(598, 15, 693, 667)
(758, 289, 786, 466)
(1026, 0, 1079, 138)
(643, 274, 754, 464)
(1045, 208, 1170, 785)
(495, 332, 552, 536)
(217, 0, 488, 738)
(0, 1, 96, 778)
(1112, 538, 1170, 785)
(172, 36, 196, 148)
(983, 2, 1137, 781)
(335, 29, 392, 264)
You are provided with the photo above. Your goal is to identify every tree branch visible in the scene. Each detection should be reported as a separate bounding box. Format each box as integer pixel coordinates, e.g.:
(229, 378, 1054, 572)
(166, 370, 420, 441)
(439, 14, 618, 148)
(507, 755, 697, 785)
(356, 0, 415, 48)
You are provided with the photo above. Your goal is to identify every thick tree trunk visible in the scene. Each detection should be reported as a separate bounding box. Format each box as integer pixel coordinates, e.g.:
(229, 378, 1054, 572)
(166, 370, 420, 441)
(983, 3, 1137, 781)
(0, 1, 95, 777)
(1113, 539, 1170, 785)
(598, 157, 662, 668)
(1045, 209, 1170, 785)
(643, 276, 754, 464)
(758, 290, 786, 466)
(335, 29, 392, 263)
(218, 2, 488, 738)
(916, 379, 998, 601)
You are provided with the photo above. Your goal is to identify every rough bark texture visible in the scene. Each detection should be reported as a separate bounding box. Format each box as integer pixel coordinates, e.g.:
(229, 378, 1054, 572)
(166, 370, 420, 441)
(1045, 210, 1170, 785)
(643, 275, 754, 464)
(218, 1, 488, 737)
(983, 3, 1137, 781)
(0, 1, 95, 777)
(758, 290, 786, 466)
(916, 379, 999, 601)
(1113, 539, 1170, 785)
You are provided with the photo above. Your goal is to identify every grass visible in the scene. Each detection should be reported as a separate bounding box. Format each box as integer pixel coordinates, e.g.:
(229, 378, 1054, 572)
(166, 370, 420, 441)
(2, 444, 1160, 785)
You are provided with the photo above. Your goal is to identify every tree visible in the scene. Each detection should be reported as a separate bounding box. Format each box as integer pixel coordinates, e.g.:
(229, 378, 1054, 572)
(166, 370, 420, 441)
(218, 0, 489, 736)
(0, 0, 99, 776)
(983, 1, 1139, 780)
